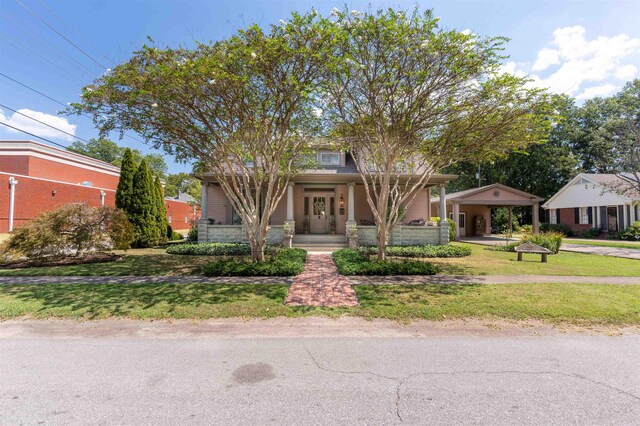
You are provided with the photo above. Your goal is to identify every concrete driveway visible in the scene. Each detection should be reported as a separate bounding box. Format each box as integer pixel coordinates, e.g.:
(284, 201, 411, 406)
(1, 319, 639, 425)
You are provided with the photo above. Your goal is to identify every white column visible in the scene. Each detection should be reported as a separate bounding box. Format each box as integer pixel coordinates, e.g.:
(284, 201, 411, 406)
(623, 203, 629, 228)
(439, 184, 446, 223)
(426, 190, 431, 220)
(593, 206, 598, 229)
(452, 202, 460, 240)
(508, 207, 513, 234)
(532, 203, 539, 234)
(631, 202, 637, 224)
(100, 190, 106, 207)
(200, 182, 208, 221)
(286, 183, 294, 221)
(8, 176, 18, 232)
(347, 183, 355, 222)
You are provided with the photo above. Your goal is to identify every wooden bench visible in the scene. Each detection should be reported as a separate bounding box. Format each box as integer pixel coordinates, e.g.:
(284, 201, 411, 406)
(514, 241, 552, 263)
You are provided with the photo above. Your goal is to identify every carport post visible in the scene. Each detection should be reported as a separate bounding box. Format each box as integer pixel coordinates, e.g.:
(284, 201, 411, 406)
(452, 202, 460, 240)
(439, 185, 446, 221)
(508, 207, 513, 234)
(532, 203, 539, 234)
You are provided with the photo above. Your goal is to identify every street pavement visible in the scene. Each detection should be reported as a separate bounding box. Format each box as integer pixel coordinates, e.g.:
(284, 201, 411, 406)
(1, 321, 639, 425)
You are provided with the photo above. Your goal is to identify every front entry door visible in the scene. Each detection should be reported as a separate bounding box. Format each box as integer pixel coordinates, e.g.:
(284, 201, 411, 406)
(310, 196, 328, 233)
(607, 206, 618, 232)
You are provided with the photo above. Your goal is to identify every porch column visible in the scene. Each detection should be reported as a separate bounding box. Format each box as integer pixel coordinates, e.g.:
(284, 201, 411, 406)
(508, 207, 513, 234)
(8, 176, 18, 232)
(426, 190, 431, 220)
(200, 182, 208, 221)
(439, 184, 446, 222)
(532, 203, 539, 234)
(347, 183, 355, 222)
(593, 206, 598, 229)
(452, 202, 460, 240)
(631, 202, 637, 224)
(623, 203, 628, 228)
(286, 183, 294, 221)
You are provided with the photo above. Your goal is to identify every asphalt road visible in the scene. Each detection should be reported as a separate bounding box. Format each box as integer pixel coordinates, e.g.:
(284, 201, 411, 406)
(1, 329, 639, 425)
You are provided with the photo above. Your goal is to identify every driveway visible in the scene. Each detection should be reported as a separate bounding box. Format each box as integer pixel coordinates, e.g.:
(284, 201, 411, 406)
(1, 319, 639, 425)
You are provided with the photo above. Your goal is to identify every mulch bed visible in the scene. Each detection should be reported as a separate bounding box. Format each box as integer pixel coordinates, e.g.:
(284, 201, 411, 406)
(0, 253, 122, 269)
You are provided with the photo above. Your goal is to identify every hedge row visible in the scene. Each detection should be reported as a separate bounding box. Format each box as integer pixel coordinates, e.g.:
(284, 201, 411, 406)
(202, 248, 307, 276)
(332, 249, 438, 276)
(360, 244, 471, 258)
(166, 242, 277, 256)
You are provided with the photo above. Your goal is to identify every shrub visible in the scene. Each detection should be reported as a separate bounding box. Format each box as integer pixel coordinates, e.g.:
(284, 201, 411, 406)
(491, 231, 564, 254)
(169, 231, 184, 241)
(518, 224, 533, 235)
(580, 227, 600, 239)
(429, 217, 456, 241)
(540, 223, 574, 237)
(359, 244, 471, 258)
(187, 220, 198, 242)
(617, 221, 640, 241)
(202, 248, 307, 276)
(1, 203, 133, 261)
(167, 242, 277, 256)
(332, 249, 438, 275)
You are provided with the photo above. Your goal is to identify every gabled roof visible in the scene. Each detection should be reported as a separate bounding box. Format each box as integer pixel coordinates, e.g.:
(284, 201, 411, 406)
(542, 173, 638, 209)
(433, 183, 544, 205)
(165, 192, 197, 204)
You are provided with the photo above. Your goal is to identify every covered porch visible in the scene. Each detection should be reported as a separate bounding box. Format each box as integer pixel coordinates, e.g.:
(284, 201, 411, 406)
(430, 184, 544, 240)
(197, 174, 455, 246)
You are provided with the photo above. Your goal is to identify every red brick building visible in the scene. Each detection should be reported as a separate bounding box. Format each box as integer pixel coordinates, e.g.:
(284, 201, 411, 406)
(0, 140, 198, 233)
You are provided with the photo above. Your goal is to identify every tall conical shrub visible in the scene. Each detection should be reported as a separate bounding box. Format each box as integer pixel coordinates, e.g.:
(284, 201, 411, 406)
(154, 175, 168, 243)
(115, 148, 137, 213)
(129, 160, 159, 247)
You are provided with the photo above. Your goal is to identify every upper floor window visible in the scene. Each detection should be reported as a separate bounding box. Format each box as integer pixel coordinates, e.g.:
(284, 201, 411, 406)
(320, 152, 340, 165)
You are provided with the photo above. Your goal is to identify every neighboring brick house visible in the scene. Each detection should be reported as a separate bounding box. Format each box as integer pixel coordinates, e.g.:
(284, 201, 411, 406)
(0, 140, 199, 233)
(542, 173, 639, 234)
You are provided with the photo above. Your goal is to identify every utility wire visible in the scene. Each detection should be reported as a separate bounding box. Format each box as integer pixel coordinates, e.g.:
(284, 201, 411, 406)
(34, 0, 115, 67)
(0, 121, 68, 149)
(0, 103, 91, 143)
(13, 0, 108, 70)
(0, 72, 146, 144)
(1, 12, 99, 78)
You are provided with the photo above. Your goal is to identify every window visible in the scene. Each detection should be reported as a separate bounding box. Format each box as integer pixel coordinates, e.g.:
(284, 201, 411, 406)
(579, 207, 589, 224)
(320, 153, 340, 165)
(550, 209, 557, 224)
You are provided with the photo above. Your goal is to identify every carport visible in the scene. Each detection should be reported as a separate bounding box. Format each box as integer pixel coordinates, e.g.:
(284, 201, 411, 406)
(431, 184, 544, 240)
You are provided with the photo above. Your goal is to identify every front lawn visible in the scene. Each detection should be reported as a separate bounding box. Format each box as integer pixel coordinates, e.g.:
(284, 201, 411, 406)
(0, 249, 212, 276)
(1, 281, 638, 325)
(564, 239, 640, 250)
(430, 243, 640, 276)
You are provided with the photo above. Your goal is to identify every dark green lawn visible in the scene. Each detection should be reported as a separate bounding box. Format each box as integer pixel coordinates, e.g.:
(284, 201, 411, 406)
(1, 282, 638, 325)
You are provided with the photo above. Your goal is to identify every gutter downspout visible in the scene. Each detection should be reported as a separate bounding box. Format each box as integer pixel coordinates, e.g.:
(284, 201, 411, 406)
(8, 176, 18, 231)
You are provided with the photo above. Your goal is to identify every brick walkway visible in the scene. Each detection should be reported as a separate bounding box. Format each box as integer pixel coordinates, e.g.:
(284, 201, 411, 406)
(285, 254, 359, 307)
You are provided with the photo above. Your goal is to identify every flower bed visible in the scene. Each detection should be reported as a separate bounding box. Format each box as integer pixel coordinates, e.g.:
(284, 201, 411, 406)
(332, 249, 438, 275)
(202, 248, 307, 276)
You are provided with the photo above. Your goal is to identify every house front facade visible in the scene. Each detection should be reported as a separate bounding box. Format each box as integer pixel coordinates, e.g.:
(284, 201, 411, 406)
(197, 150, 456, 246)
(542, 173, 639, 234)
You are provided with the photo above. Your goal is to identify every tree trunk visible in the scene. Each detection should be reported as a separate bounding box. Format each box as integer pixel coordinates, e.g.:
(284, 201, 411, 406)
(376, 222, 388, 261)
(249, 235, 266, 263)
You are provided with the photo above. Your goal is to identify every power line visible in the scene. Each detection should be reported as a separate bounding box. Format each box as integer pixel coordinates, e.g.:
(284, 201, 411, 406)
(0, 121, 68, 149)
(34, 0, 115, 67)
(13, 0, 108, 70)
(0, 72, 146, 144)
(0, 103, 91, 144)
(1, 12, 99, 78)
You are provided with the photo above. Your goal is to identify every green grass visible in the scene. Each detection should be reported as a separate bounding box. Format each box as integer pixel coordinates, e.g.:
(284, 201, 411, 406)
(564, 239, 640, 250)
(1, 282, 638, 325)
(0, 249, 214, 276)
(428, 243, 640, 276)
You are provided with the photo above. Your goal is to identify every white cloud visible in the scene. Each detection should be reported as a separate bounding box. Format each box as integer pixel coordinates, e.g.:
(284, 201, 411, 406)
(615, 64, 637, 80)
(0, 109, 77, 141)
(531, 48, 560, 71)
(502, 25, 640, 99)
(576, 84, 617, 99)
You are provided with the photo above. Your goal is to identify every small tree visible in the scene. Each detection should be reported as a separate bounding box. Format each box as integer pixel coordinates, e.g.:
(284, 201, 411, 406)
(154, 175, 169, 243)
(2, 203, 133, 261)
(71, 12, 332, 262)
(129, 160, 160, 247)
(116, 148, 137, 212)
(320, 8, 553, 259)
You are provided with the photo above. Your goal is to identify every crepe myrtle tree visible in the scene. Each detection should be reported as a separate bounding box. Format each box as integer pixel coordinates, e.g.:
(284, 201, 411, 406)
(319, 7, 555, 260)
(70, 12, 332, 262)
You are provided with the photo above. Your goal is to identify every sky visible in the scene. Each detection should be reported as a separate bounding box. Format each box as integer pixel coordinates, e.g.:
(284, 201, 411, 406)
(1, 0, 639, 174)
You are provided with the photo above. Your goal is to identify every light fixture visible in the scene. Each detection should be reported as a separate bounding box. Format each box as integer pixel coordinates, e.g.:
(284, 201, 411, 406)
(339, 194, 344, 209)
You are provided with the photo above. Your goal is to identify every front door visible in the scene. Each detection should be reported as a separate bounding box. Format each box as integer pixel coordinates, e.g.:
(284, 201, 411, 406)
(607, 206, 618, 232)
(458, 213, 466, 237)
(310, 196, 328, 233)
